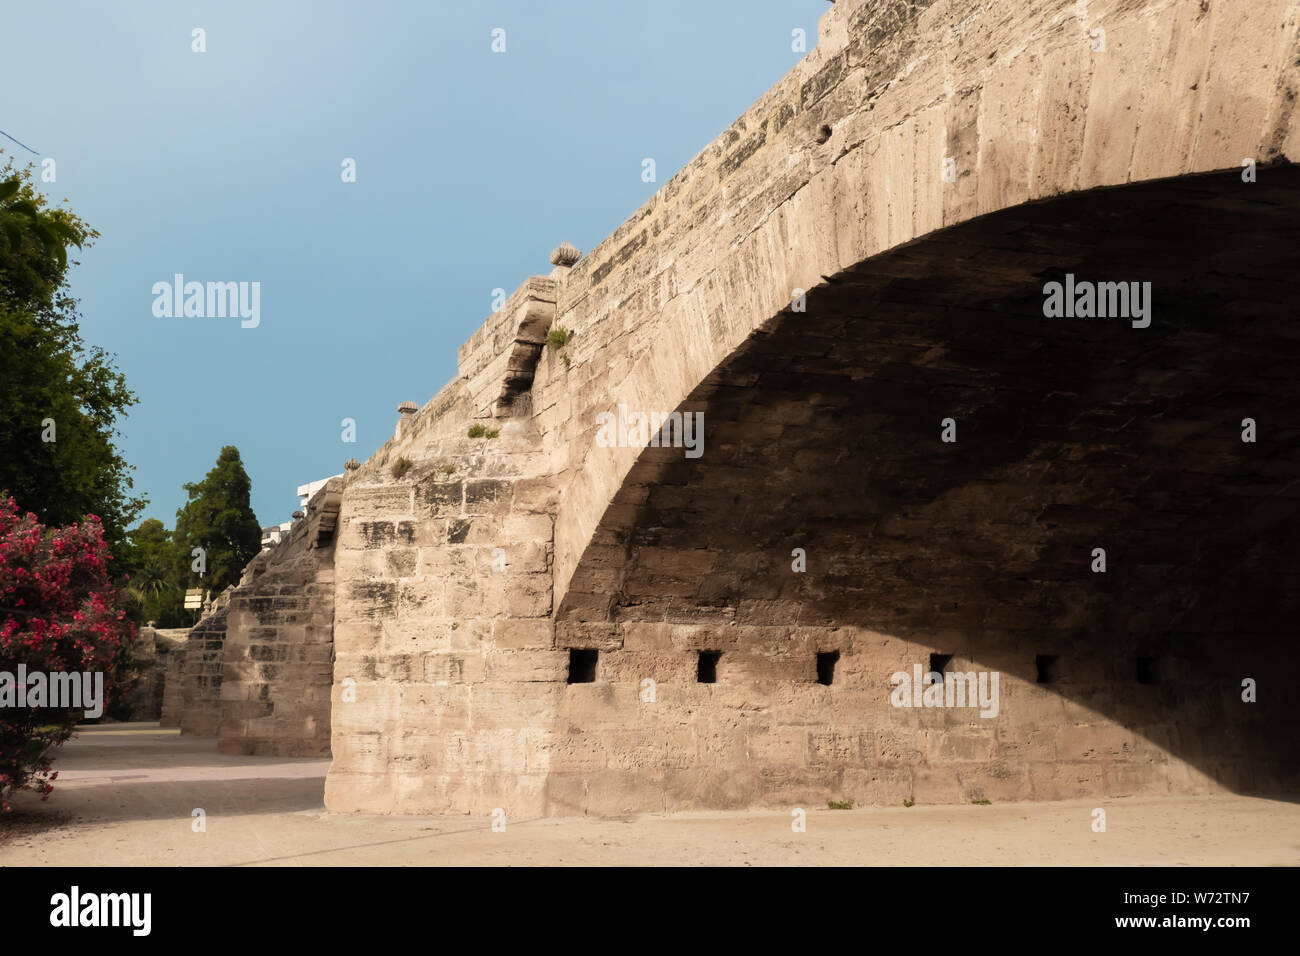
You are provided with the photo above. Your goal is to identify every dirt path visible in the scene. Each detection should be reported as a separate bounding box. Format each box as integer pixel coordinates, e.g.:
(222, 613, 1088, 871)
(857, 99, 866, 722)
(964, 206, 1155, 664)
(2, 723, 1297, 866)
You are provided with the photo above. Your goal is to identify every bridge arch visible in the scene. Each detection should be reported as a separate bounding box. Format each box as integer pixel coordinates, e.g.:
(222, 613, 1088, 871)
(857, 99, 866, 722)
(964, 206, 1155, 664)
(321, 0, 1300, 815)
(547, 0, 1300, 614)
(553, 168, 1300, 809)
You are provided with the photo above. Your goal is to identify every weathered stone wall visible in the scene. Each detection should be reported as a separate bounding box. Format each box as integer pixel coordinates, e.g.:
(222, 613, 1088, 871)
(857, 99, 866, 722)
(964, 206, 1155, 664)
(158, 630, 189, 728)
(166, 481, 341, 750)
(324, 386, 560, 812)
(134, 626, 187, 722)
(172, 591, 232, 737)
(216, 479, 341, 756)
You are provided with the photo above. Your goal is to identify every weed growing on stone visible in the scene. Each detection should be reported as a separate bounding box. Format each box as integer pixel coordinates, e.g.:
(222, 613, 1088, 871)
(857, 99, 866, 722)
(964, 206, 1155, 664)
(390, 456, 412, 479)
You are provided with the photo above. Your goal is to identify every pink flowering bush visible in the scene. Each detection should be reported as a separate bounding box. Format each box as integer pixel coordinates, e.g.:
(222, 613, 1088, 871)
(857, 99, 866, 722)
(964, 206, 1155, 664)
(0, 494, 134, 811)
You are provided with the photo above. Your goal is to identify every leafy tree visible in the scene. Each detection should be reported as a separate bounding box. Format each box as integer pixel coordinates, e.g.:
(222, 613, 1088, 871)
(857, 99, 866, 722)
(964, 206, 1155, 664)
(173, 447, 261, 596)
(118, 518, 186, 627)
(0, 161, 143, 551)
(0, 167, 82, 311)
(0, 496, 134, 810)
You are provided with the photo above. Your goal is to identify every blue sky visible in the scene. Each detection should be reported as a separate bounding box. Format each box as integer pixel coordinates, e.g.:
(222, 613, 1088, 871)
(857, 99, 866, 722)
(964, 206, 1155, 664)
(2, 0, 826, 528)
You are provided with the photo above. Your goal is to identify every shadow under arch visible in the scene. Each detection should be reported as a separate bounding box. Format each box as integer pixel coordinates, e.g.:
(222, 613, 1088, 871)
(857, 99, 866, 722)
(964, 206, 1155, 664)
(555, 167, 1300, 809)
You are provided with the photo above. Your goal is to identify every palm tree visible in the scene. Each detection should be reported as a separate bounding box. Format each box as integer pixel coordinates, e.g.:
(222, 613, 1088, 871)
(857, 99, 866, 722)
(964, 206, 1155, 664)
(125, 559, 169, 606)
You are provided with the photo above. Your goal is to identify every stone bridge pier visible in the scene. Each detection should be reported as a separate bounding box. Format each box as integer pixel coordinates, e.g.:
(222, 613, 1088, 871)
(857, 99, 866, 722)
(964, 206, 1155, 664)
(322, 0, 1300, 815)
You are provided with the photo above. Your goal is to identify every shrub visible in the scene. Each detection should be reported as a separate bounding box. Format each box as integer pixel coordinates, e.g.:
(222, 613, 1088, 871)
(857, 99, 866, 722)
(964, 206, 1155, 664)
(0, 496, 133, 810)
(390, 457, 413, 479)
(467, 425, 500, 439)
(545, 327, 570, 349)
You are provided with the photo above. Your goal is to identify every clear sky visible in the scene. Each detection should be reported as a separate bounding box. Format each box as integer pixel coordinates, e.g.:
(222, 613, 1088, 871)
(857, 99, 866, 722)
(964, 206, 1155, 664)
(2, 0, 827, 528)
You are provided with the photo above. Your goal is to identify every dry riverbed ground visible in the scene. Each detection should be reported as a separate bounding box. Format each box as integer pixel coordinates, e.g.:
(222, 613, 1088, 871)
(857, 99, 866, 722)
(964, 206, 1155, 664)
(1, 723, 1296, 866)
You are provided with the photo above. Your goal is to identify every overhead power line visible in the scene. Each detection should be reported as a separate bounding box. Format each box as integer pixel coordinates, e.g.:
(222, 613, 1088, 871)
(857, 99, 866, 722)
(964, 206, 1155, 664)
(0, 128, 40, 154)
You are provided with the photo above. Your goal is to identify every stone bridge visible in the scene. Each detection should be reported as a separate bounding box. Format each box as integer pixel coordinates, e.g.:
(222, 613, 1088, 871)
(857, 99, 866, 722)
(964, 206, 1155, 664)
(171, 0, 1300, 816)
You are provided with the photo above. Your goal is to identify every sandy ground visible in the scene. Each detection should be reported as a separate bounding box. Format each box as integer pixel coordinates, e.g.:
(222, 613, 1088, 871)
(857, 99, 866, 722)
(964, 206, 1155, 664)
(1, 722, 1297, 866)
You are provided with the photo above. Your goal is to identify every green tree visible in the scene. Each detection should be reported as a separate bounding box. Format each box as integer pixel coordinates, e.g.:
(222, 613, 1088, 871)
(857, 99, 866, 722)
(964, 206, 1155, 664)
(0, 161, 142, 551)
(118, 517, 187, 626)
(173, 446, 261, 596)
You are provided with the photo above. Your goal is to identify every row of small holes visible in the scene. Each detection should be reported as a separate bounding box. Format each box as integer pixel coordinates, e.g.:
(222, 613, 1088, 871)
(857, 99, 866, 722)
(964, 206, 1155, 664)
(567, 649, 1161, 685)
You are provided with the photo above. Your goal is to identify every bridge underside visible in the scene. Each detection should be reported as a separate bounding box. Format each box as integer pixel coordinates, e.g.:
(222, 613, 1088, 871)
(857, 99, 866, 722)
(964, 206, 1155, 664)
(554, 168, 1300, 811)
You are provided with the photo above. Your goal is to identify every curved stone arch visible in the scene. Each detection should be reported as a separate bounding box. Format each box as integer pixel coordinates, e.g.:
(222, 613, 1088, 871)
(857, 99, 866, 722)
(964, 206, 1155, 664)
(550, 163, 1300, 808)
(551, 0, 1300, 613)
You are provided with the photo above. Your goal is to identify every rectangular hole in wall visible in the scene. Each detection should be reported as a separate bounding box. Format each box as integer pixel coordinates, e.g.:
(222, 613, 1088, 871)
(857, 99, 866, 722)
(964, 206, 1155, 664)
(1136, 656, 1159, 685)
(567, 648, 598, 684)
(697, 650, 721, 684)
(1036, 654, 1060, 684)
(928, 653, 952, 685)
(817, 650, 839, 686)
